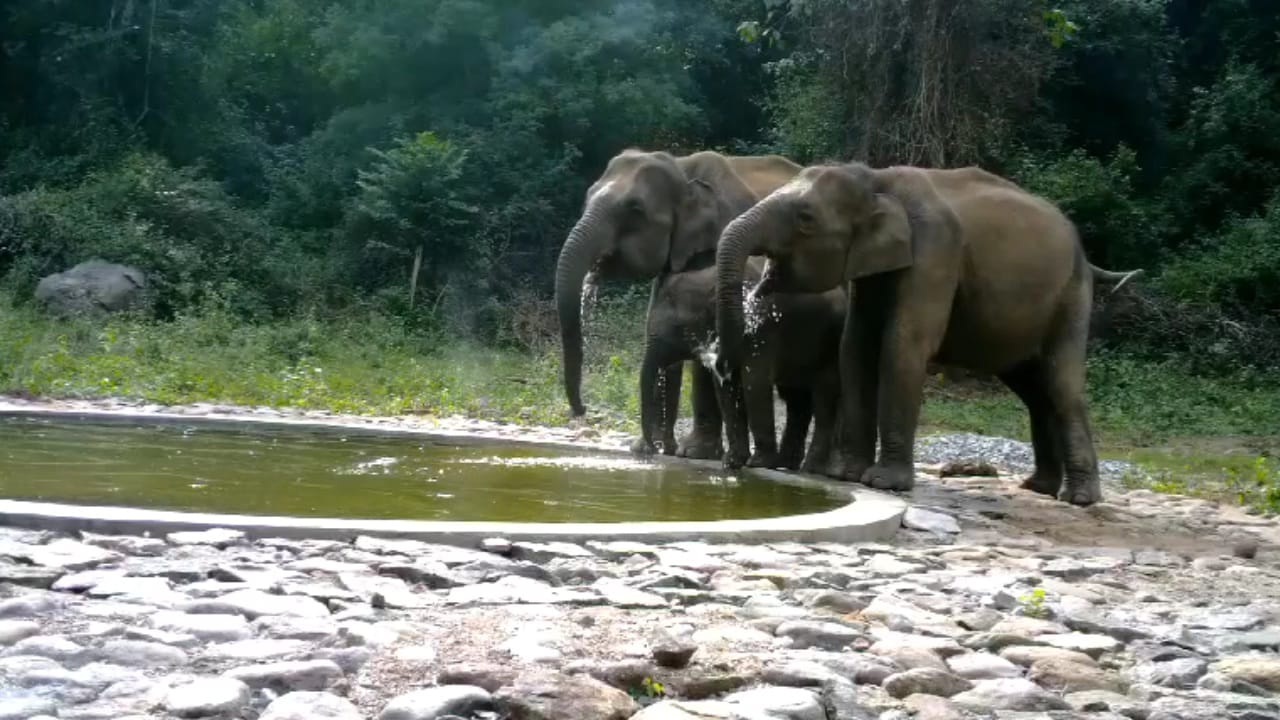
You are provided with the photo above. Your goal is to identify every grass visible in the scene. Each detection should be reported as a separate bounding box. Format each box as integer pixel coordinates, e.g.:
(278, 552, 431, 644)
(0, 294, 1276, 514)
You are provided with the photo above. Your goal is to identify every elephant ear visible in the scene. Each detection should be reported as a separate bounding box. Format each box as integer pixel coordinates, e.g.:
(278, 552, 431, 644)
(844, 194, 913, 281)
(669, 178, 723, 273)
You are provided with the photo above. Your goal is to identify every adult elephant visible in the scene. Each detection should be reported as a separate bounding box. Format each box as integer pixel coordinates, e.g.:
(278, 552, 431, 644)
(714, 163, 1142, 506)
(633, 259, 844, 471)
(554, 148, 801, 458)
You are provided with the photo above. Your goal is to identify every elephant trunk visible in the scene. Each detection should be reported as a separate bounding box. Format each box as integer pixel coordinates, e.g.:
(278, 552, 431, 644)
(715, 200, 783, 374)
(555, 203, 612, 416)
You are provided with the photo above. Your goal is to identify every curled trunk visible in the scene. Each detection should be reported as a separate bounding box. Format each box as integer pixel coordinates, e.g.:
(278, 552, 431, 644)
(714, 201, 784, 374)
(554, 205, 612, 416)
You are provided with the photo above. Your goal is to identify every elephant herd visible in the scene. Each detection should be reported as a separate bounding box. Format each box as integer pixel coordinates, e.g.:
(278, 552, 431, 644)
(554, 150, 1143, 507)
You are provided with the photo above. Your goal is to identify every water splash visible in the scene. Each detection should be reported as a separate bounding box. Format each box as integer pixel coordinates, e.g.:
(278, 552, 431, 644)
(696, 336, 725, 387)
(580, 271, 600, 320)
(454, 456, 660, 472)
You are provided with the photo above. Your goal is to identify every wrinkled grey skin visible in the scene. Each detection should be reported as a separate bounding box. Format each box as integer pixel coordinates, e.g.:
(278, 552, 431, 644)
(631, 260, 845, 472)
(715, 163, 1143, 506)
(554, 149, 800, 459)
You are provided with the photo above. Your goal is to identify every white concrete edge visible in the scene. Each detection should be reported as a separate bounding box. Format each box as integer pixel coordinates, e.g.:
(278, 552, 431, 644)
(0, 401, 908, 546)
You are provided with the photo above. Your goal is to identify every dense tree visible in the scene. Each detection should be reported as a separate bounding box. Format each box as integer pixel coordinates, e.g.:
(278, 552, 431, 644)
(1, 0, 1277, 369)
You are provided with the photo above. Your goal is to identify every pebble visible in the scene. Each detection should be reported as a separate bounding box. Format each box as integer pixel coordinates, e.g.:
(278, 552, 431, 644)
(882, 667, 974, 698)
(950, 677, 1071, 712)
(0, 620, 40, 646)
(1038, 632, 1123, 658)
(96, 640, 190, 668)
(260, 691, 364, 720)
(946, 651, 1024, 679)
(903, 507, 962, 535)
(774, 620, 862, 650)
(223, 659, 344, 691)
(379, 685, 493, 720)
(166, 529, 245, 548)
(723, 686, 825, 720)
(1027, 657, 1125, 693)
(164, 677, 251, 718)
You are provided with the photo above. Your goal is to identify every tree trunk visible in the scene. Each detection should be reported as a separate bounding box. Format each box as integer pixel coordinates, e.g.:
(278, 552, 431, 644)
(409, 245, 423, 309)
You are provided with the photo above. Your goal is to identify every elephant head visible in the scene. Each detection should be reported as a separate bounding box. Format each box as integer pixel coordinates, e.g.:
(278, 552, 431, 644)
(716, 163, 913, 372)
(555, 149, 749, 416)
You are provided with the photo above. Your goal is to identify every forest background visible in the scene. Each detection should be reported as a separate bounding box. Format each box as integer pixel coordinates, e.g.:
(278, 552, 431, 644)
(1, 0, 1278, 507)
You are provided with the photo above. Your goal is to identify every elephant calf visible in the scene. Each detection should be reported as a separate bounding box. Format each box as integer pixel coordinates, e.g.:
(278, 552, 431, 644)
(632, 260, 845, 473)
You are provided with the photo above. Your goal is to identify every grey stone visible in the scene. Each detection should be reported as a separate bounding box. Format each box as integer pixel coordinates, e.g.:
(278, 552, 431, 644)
(594, 578, 668, 608)
(493, 671, 639, 720)
(204, 639, 311, 662)
(723, 686, 825, 720)
(152, 611, 251, 642)
(999, 645, 1096, 668)
(775, 620, 863, 650)
(1211, 655, 1280, 692)
(81, 533, 167, 557)
(446, 575, 599, 605)
(166, 528, 245, 548)
(950, 678, 1070, 712)
(1237, 629, 1280, 651)
(1028, 658, 1125, 694)
(337, 573, 436, 609)
(805, 591, 867, 614)
(956, 609, 1004, 632)
(511, 541, 595, 563)
(1134, 657, 1208, 688)
(96, 640, 189, 668)
(883, 668, 974, 699)
(652, 627, 698, 669)
(904, 508, 962, 534)
(260, 691, 364, 720)
(223, 659, 344, 692)
(0, 594, 60, 618)
(565, 659, 655, 691)
(947, 652, 1023, 679)
(0, 563, 62, 589)
(3, 634, 84, 662)
(181, 589, 331, 619)
(165, 678, 252, 718)
(13, 539, 121, 571)
(86, 575, 186, 606)
(904, 694, 968, 720)
(1065, 689, 1150, 717)
(436, 663, 517, 693)
(0, 692, 58, 720)
(1039, 632, 1122, 658)
(377, 561, 462, 589)
(0, 621, 39, 646)
(378, 685, 493, 720)
(34, 260, 147, 317)
(253, 615, 340, 641)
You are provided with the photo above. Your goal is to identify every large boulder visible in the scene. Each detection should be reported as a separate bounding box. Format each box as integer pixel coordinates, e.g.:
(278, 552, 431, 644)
(34, 260, 147, 318)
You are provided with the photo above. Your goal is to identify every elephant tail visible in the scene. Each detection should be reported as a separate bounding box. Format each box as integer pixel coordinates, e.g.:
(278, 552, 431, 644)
(1090, 264, 1144, 295)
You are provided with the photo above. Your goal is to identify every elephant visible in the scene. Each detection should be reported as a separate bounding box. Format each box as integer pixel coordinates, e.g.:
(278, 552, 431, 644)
(554, 148, 801, 459)
(714, 163, 1144, 506)
(631, 258, 845, 472)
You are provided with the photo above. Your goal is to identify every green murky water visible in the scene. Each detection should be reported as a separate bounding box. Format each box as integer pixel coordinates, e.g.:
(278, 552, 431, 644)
(0, 415, 843, 522)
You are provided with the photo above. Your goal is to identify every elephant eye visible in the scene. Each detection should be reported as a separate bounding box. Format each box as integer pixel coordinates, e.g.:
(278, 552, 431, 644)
(623, 197, 645, 216)
(795, 206, 816, 232)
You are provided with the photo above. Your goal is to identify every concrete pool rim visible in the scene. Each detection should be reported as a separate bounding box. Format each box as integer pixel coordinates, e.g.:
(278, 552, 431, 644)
(0, 401, 907, 546)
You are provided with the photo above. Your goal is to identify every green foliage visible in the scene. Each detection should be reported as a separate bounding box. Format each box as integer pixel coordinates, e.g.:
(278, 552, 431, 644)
(1159, 192, 1280, 316)
(1017, 587, 1050, 619)
(1229, 456, 1280, 516)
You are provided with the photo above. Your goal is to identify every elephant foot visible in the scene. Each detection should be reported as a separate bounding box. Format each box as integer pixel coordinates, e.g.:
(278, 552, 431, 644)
(747, 449, 783, 469)
(1060, 476, 1103, 507)
(723, 447, 750, 471)
(660, 434, 679, 456)
(677, 431, 724, 460)
(777, 452, 804, 471)
(629, 437, 657, 458)
(862, 463, 916, 492)
(1020, 471, 1063, 498)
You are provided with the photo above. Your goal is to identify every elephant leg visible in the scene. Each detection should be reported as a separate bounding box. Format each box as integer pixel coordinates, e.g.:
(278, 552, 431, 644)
(656, 362, 683, 456)
(632, 338, 679, 458)
(743, 354, 781, 469)
(677, 364, 724, 460)
(999, 359, 1065, 497)
(1042, 305, 1102, 506)
(862, 283, 952, 493)
(776, 385, 812, 470)
(835, 281, 885, 482)
(802, 375, 838, 474)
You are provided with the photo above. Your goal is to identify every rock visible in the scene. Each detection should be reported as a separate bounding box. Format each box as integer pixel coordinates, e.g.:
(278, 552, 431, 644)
(999, 645, 1097, 668)
(1065, 689, 1150, 717)
(775, 620, 863, 651)
(253, 615, 340, 641)
(1233, 538, 1260, 559)
(81, 533, 167, 557)
(938, 460, 999, 477)
(593, 578, 668, 608)
(165, 678, 251, 718)
(166, 529, 245, 548)
(956, 609, 1004, 632)
(904, 508, 962, 534)
(86, 576, 185, 606)
(0, 564, 62, 589)
(96, 640, 189, 668)
(805, 591, 867, 615)
(0, 594, 61, 618)
(34, 260, 147, 317)
(1210, 656, 1280, 692)
(629, 701, 742, 719)
(16, 539, 121, 570)
(1028, 658, 1125, 693)
(1236, 629, 1280, 651)
(310, 648, 371, 675)
(152, 611, 251, 642)
(1134, 550, 1185, 568)
(866, 555, 924, 577)
(0, 693, 58, 720)
(378, 685, 493, 720)
(337, 573, 435, 609)
(883, 668, 974, 699)
(182, 589, 331, 619)
(260, 691, 364, 720)
(1039, 632, 1123, 658)
(378, 562, 462, 589)
(511, 541, 595, 563)
(723, 686, 825, 720)
(493, 671, 638, 720)
(946, 652, 1023, 679)
(447, 575, 598, 606)
(436, 663, 517, 693)
(818, 680, 877, 720)
(205, 639, 310, 662)
(904, 694, 967, 720)
(1134, 657, 1209, 688)
(989, 616, 1070, 637)
(950, 678, 1070, 712)
(566, 659, 654, 690)
(223, 659, 344, 692)
(2, 634, 83, 662)
(0, 621, 40, 646)
(652, 628, 698, 669)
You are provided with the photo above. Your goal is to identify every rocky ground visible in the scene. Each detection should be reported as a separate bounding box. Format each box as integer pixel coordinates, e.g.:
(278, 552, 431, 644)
(0, 399, 1278, 720)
